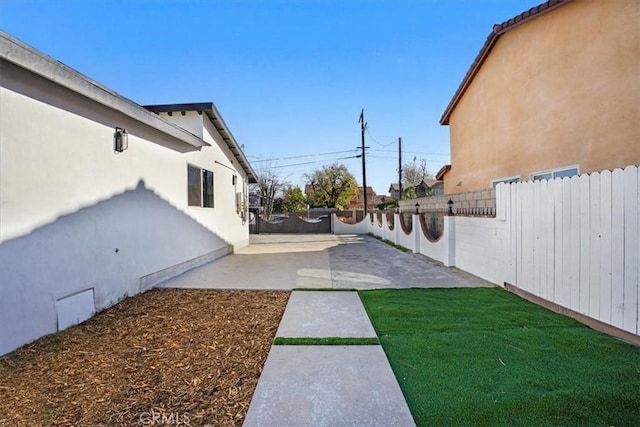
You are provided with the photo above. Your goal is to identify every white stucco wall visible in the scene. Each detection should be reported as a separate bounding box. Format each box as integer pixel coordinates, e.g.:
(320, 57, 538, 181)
(396, 218, 416, 253)
(160, 111, 204, 139)
(160, 111, 250, 249)
(370, 216, 384, 235)
(0, 59, 250, 355)
(380, 215, 396, 242)
(332, 215, 370, 234)
(416, 218, 449, 266)
(450, 216, 508, 286)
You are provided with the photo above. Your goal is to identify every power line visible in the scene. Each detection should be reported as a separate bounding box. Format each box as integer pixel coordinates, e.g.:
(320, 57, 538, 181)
(250, 149, 358, 163)
(365, 126, 396, 147)
(369, 149, 450, 157)
(270, 154, 362, 169)
(367, 154, 445, 164)
(247, 147, 447, 165)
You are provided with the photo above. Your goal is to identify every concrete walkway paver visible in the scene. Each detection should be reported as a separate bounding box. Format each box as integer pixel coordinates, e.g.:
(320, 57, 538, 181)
(245, 290, 415, 427)
(243, 345, 416, 427)
(275, 291, 376, 338)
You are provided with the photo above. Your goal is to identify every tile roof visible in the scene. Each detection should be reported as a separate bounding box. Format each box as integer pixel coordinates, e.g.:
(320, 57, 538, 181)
(439, 0, 572, 125)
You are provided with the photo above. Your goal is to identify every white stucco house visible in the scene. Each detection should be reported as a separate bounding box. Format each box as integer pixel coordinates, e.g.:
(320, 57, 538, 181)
(0, 31, 258, 356)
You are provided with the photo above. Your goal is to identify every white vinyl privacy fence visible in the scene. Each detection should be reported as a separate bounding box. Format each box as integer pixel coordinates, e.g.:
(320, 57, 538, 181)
(333, 166, 639, 337)
(498, 166, 638, 335)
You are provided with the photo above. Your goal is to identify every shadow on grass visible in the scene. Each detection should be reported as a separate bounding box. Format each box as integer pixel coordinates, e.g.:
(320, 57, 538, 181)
(359, 287, 640, 426)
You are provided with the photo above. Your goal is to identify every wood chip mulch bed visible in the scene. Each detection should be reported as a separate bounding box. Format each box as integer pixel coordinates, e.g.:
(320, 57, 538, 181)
(0, 288, 290, 426)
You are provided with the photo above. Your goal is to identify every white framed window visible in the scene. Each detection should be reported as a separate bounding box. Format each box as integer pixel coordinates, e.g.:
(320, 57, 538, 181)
(187, 164, 214, 208)
(531, 165, 579, 181)
(492, 176, 521, 188)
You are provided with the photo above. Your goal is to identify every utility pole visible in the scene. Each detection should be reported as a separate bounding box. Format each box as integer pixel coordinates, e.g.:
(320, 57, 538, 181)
(398, 137, 402, 200)
(358, 109, 368, 217)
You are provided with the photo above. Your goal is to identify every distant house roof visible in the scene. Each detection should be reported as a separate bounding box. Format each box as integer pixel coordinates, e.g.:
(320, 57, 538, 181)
(0, 31, 208, 150)
(390, 179, 438, 191)
(144, 103, 257, 183)
(439, 0, 572, 125)
(422, 178, 438, 187)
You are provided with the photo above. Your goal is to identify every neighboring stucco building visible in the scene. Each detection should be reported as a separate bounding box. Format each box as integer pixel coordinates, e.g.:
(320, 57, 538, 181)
(0, 32, 257, 355)
(439, 0, 640, 194)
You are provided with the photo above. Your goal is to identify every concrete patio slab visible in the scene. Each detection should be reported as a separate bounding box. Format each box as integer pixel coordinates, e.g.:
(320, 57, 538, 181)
(158, 233, 492, 290)
(243, 345, 416, 427)
(157, 235, 341, 290)
(276, 291, 376, 338)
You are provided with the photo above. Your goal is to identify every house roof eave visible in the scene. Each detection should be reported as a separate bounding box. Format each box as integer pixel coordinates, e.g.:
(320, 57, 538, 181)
(0, 31, 208, 149)
(143, 103, 258, 184)
(436, 164, 452, 181)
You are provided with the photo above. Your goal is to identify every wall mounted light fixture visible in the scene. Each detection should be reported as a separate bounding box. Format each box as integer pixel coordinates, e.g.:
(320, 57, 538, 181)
(114, 127, 128, 152)
(214, 160, 238, 186)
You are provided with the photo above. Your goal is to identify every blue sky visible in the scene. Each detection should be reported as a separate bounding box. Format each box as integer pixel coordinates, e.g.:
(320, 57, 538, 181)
(1, 0, 539, 194)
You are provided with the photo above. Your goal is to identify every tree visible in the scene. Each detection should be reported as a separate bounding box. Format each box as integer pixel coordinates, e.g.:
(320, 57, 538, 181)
(401, 157, 433, 199)
(279, 185, 307, 213)
(401, 186, 418, 200)
(304, 163, 358, 210)
(402, 157, 432, 187)
(250, 161, 286, 220)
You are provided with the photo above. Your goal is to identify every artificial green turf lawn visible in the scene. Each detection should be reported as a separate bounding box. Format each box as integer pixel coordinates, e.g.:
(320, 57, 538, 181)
(359, 287, 640, 426)
(273, 337, 379, 345)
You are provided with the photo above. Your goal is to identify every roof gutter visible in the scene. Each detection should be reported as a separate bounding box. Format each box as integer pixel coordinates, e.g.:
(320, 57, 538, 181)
(205, 103, 258, 184)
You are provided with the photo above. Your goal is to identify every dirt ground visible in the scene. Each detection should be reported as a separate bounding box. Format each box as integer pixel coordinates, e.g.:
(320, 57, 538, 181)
(0, 288, 290, 426)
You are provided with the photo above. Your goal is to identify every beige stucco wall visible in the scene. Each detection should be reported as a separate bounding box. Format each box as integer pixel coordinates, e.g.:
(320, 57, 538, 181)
(444, 0, 640, 194)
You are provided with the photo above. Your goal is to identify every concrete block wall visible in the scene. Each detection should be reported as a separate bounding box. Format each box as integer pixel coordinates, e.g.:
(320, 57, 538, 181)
(398, 189, 496, 214)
